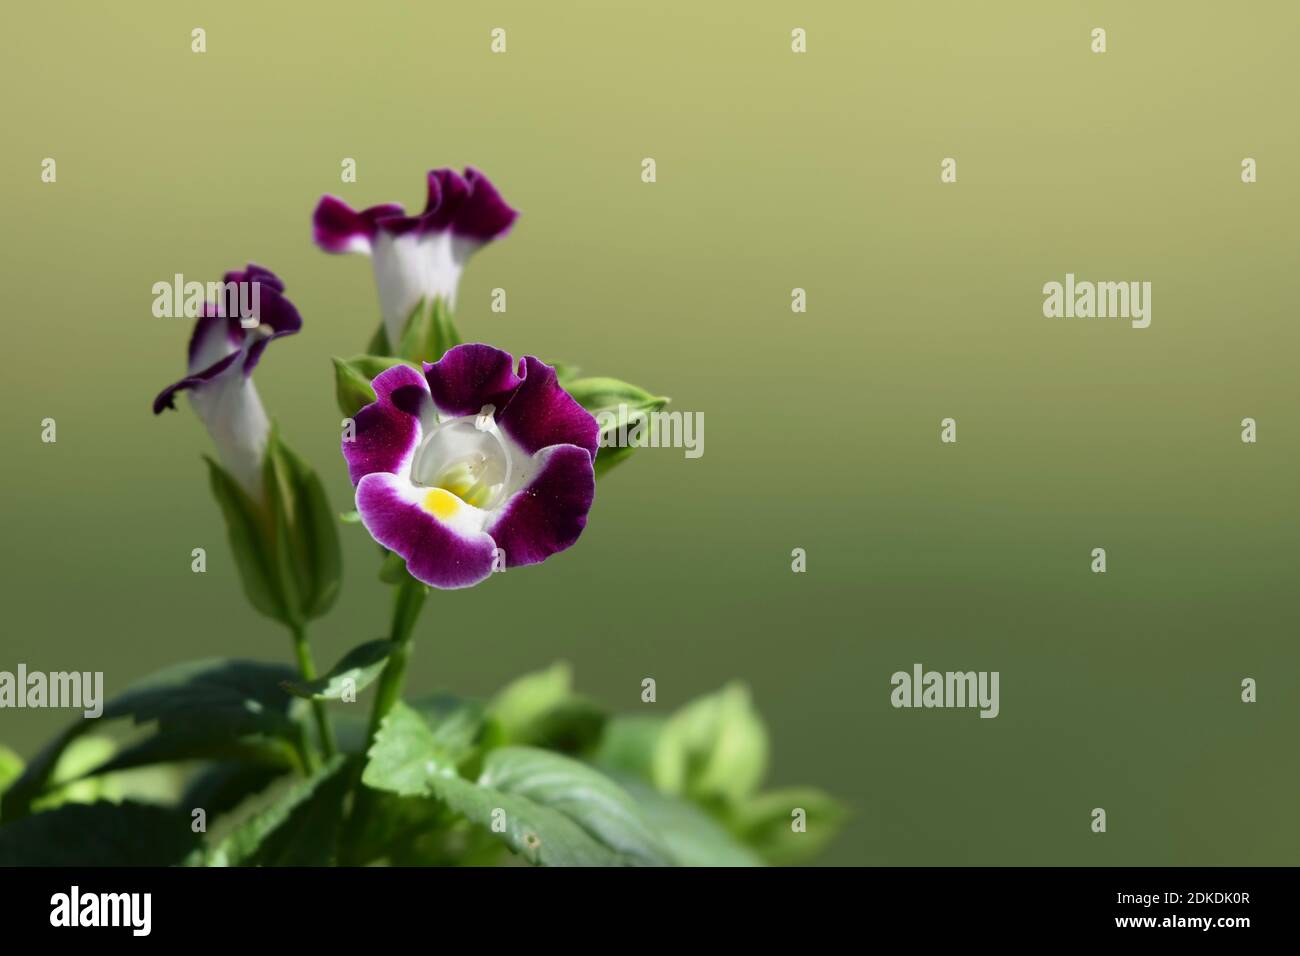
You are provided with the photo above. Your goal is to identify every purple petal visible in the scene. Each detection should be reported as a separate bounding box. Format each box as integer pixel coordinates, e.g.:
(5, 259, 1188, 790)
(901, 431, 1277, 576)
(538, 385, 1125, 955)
(313, 196, 406, 253)
(497, 356, 599, 458)
(422, 343, 523, 418)
(455, 167, 519, 241)
(153, 351, 242, 414)
(356, 473, 497, 589)
(486, 444, 595, 568)
(243, 283, 304, 374)
(344, 364, 432, 484)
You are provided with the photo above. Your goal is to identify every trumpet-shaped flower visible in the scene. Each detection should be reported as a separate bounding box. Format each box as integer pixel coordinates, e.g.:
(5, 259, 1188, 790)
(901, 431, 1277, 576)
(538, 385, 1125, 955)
(313, 168, 518, 348)
(153, 264, 302, 498)
(345, 344, 597, 589)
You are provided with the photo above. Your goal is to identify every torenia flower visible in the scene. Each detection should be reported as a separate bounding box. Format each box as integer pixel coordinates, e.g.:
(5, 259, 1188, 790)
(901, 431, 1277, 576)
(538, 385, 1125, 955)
(313, 168, 518, 347)
(346, 344, 598, 589)
(153, 264, 302, 498)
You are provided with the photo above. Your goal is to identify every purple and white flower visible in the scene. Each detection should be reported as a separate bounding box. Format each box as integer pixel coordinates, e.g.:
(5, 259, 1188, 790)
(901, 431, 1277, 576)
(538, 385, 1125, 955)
(153, 264, 302, 498)
(345, 344, 598, 589)
(313, 168, 518, 348)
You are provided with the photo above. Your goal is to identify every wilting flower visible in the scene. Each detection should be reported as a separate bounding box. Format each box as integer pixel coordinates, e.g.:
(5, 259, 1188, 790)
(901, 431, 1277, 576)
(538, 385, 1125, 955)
(153, 264, 302, 498)
(346, 344, 598, 589)
(313, 168, 518, 347)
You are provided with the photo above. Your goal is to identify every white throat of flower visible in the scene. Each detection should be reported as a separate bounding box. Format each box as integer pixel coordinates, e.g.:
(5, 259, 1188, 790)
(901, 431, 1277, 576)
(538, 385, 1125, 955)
(372, 231, 476, 347)
(410, 405, 513, 514)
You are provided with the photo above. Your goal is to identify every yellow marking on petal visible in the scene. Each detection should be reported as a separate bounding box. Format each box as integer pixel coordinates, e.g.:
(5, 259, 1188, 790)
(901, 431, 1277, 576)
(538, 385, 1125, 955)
(422, 487, 462, 520)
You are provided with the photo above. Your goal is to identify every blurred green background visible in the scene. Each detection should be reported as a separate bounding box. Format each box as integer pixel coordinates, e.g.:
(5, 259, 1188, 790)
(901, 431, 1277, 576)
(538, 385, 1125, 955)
(2, 1, 1297, 865)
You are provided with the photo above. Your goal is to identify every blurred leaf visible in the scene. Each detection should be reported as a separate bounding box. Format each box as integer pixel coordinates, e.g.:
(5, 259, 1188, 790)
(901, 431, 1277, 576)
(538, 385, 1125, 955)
(731, 787, 848, 866)
(282, 639, 391, 701)
(195, 756, 350, 866)
(652, 683, 769, 807)
(333, 354, 411, 419)
(397, 297, 461, 364)
(264, 429, 343, 623)
(620, 778, 763, 867)
(0, 801, 200, 866)
(0, 746, 22, 810)
(487, 662, 605, 754)
(433, 748, 672, 867)
(564, 376, 669, 479)
(205, 455, 287, 624)
(366, 320, 391, 357)
(378, 549, 410, 585)
(182, 762, 285, 820)
(594, 714, 666, 782)
(1, 659, 302, 820)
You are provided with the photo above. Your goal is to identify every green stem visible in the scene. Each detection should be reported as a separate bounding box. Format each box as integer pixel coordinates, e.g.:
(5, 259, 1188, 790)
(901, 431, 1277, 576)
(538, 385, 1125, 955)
(365, 576, 427, 742)
(342, 575, 427, 862)
(291, 623, 338, 762)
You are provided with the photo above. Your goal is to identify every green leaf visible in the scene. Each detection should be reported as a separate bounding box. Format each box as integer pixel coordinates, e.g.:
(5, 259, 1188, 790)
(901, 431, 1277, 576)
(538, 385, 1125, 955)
(378, 549, 411, 585)
(181, 761, 285, 819)
(397, 297, 461, 364)
(620, 778, 764, 867)
(264, 430, 343, 623)
(0, 801, 200, 866)
(362, 701, 463, 797)
(333, 354, 412, 418)
(731, 787, 848, 866)
(0, 746, 22, 803)
(1, 659, 302, 820)
(366, 321, 391, 357)
(282, 639, 391, 701)
(652, 683, 770, 808)
(432, 748, 673, 866)
(487, 662, 606, 754)
(195, 756, 351, 866)
(594, 714, 666, 782)
(205, 455, 287, 624)
(550, 363, 581, 386)
(563, 376, 670, 479)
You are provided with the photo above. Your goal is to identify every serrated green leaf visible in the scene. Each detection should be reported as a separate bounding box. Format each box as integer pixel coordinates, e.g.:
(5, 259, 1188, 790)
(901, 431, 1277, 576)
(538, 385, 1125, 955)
(0, 801, 200, 866)
(652, 683, 770, 808)
(361, 701, 462, 797)
(282, 639, 391, 701)
(731, 787, 848, 866)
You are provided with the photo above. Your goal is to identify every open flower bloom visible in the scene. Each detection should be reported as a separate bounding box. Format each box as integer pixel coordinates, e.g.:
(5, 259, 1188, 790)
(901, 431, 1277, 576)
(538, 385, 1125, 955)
(153, 264, 302, 499)
(313, 168, 518, 348)
(345, 344, 597, 589)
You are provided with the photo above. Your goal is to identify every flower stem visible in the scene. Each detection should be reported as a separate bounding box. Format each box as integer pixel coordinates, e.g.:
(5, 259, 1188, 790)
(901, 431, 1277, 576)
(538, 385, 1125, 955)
(366, 576, 427, 743)
(340, 575, 426, 862)
(291, 623, 338, 761)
